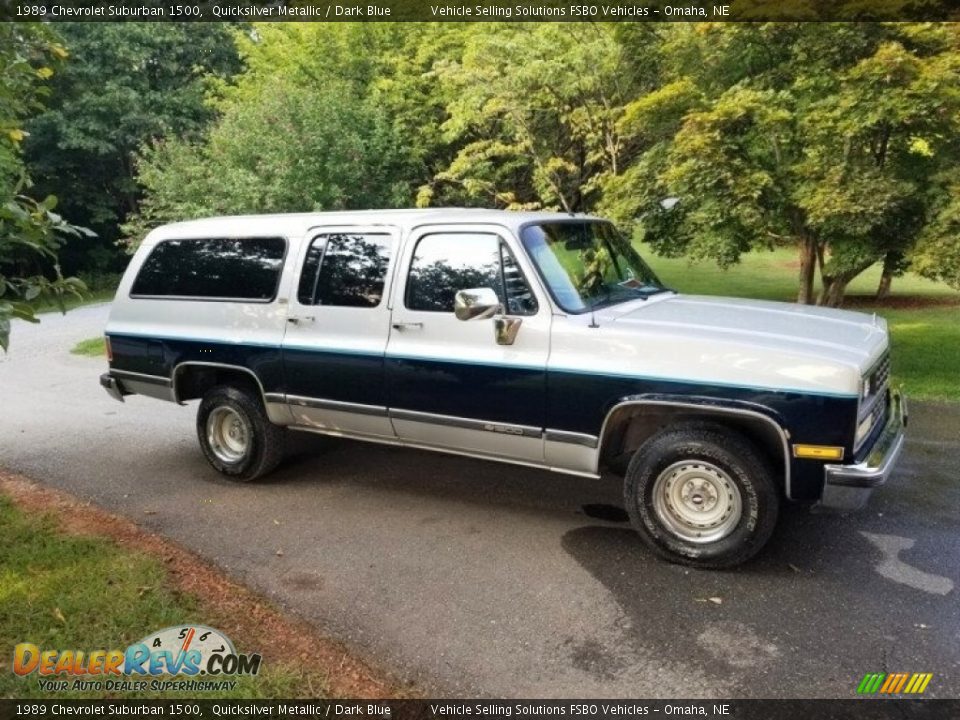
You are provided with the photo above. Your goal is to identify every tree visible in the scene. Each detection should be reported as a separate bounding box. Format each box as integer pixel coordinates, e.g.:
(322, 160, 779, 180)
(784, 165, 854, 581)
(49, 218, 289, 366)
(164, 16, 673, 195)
(23, 23, 241, 274)
(910, 176, 960, 290)
(123, 23, 420, 244)
(425, 23, 664, 211)
(1, 24, 89, 351)
(603, 23, 960, 306)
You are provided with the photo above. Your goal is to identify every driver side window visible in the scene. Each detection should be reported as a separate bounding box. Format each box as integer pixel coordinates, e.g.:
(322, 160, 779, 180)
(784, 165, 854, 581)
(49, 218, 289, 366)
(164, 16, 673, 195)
(405, 232, 536, 315)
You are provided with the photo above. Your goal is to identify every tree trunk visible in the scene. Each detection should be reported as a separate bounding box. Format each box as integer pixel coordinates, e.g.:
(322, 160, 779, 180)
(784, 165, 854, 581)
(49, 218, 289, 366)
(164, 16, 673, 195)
(876, 250, 900, 301)
(876, 268, 893, 301)
(819, 261, 876, 308)
(797, 236, 817, 305)
(818, 276, 849, 308)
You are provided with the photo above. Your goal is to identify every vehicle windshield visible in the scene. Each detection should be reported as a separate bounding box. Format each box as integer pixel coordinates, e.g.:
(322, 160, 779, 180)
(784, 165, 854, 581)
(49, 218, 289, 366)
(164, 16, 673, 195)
(520, 221, 668, 313)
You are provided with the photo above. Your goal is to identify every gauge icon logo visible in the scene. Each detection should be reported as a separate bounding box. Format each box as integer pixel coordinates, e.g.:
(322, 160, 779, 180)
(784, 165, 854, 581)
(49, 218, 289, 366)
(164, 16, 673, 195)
(126, 625, 261, 677)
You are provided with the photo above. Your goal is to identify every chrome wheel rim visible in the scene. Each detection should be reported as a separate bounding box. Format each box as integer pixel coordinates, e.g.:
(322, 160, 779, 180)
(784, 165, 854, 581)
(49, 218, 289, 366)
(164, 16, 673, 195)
(652, 461, 742, 544)
(207, 407, 249, 464)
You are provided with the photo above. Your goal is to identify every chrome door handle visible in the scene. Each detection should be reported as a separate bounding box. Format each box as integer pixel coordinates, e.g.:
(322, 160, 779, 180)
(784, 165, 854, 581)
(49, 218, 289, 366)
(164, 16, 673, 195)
(391, 322, 424, 331)
(287, 316, 316, 324)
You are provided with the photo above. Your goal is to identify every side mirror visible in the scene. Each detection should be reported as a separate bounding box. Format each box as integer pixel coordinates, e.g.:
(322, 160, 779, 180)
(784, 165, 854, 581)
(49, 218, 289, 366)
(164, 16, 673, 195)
(454, 287, 501, 321)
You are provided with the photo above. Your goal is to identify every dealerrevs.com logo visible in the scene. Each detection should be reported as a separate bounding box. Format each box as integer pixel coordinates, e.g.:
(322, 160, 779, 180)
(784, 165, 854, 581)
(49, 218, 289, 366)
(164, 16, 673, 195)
(12, 625, 261, 692)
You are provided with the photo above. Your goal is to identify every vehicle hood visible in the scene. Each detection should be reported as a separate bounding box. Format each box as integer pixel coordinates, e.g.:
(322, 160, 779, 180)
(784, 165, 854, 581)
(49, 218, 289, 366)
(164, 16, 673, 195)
(594, 294, 889, 395)
(609, 295, 887, 367)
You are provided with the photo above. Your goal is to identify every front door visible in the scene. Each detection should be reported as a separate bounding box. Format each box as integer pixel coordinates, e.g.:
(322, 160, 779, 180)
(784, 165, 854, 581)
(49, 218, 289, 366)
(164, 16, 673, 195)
(385, 225, 551, 463)
(281, 225, 398, 438)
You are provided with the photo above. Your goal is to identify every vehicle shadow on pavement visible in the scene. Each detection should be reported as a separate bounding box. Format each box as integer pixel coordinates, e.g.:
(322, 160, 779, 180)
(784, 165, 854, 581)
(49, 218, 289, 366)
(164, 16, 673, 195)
(559, 499, 959, 696)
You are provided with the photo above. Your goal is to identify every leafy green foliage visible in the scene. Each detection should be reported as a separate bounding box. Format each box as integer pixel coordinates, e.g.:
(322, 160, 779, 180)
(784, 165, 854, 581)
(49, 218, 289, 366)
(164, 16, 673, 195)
(85, 21, 960, 307)
(0, 24, 90, 351)
(122, 24, 417, 245)
(426, 24, 660, 211)
(603, 23, 960, 306)
(23, 22, 241, 273)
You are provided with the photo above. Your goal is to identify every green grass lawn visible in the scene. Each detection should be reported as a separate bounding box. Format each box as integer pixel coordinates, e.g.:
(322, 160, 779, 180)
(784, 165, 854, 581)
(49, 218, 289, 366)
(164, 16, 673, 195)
(70, 337, 106, 357)
(641, 246, 960, 401)
(0, 495, 318, 699)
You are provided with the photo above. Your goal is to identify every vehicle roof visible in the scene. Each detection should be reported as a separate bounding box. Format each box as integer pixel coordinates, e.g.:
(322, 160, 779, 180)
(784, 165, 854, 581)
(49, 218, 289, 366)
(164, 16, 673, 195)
(145, 208, 603, 242)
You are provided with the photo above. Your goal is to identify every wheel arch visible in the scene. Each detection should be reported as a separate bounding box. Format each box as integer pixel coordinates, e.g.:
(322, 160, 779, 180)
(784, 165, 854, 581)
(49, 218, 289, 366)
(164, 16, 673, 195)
(598, 395, 792, 499)
(172, 361, 291, 425)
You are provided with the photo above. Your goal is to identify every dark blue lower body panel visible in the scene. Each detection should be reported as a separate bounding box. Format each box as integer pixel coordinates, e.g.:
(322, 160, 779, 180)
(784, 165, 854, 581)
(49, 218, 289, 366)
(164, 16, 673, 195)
(108, 333, 859, 501)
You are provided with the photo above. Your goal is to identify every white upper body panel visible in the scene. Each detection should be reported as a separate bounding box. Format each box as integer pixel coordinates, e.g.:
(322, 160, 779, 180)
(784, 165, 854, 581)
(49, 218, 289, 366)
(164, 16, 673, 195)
(109, 209, 887, 398)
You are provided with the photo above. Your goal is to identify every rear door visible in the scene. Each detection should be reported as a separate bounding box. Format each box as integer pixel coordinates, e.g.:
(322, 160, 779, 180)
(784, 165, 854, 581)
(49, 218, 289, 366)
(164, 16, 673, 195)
(281, 225, 399, 438)
(385, 224, 550, 463)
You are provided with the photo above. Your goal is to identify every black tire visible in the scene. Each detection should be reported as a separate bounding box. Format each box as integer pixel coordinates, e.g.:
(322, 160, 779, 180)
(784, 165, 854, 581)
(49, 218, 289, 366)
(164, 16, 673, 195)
(624, 423, 779, 569)
(196, 384, 286, 482)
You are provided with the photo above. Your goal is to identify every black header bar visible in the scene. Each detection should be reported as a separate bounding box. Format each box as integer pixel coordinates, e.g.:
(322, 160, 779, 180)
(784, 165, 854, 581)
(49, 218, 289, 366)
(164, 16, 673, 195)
(1, 0, 958, 22)
(2, 699, 960, 720)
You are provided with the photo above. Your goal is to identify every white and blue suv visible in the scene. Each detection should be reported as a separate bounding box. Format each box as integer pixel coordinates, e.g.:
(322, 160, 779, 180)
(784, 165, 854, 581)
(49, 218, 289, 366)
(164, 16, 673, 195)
(101, 209, 906, 567)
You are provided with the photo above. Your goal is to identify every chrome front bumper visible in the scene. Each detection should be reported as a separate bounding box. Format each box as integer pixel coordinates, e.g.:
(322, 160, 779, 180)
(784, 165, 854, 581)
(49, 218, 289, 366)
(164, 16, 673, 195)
(100, 372, 126, 403)
(820, 390, 907, 511)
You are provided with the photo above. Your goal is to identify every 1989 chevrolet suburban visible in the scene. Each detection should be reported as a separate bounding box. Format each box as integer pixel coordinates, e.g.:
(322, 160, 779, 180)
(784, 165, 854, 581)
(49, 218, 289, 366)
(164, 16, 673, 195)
(101, 210, 906, 567)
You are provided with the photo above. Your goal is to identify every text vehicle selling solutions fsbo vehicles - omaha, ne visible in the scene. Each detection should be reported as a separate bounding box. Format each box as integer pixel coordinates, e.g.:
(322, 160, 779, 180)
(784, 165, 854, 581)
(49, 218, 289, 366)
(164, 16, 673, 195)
(100, 209, 906, 568)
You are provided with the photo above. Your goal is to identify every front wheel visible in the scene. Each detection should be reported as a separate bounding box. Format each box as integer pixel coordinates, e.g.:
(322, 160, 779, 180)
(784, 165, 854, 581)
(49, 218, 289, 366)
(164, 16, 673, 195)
(196, 384, 286, 481)
(624, 423, 779, 568)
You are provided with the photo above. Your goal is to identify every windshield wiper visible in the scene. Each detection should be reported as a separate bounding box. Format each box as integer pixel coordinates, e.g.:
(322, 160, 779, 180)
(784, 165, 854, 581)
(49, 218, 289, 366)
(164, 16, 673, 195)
(635, 286, 676, 297)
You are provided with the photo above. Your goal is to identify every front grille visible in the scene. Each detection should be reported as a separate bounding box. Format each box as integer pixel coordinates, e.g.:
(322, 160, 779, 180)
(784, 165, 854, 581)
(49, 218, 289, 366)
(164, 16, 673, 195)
(868, 354, 891, 396)
(856, 352, 891, 452)
(870, 392, 888, 432)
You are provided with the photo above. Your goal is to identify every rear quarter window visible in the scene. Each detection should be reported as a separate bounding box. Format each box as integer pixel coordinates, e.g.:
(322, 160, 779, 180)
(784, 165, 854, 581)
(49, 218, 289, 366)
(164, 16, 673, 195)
(131, 237, 287, 301)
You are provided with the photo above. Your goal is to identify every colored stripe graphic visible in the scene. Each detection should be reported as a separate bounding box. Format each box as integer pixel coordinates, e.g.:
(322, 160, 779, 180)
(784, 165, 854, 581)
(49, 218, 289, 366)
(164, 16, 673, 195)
(857, 672, 932, 694)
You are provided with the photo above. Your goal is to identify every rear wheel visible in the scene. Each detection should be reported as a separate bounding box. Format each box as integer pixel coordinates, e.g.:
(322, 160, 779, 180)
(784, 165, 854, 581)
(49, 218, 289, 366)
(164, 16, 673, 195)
(197, 384, 286, 481)
(624, 423, 779, 568)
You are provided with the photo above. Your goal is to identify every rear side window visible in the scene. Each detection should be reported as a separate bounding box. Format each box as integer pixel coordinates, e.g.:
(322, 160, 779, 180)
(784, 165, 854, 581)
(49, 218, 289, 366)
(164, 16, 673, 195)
(131, 237, 286, 301)
(297, 233, 393, 307)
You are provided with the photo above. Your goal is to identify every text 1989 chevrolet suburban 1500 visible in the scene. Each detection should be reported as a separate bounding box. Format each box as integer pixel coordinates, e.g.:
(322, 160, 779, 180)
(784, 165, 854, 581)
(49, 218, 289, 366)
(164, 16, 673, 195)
(101, 209, 906, 567)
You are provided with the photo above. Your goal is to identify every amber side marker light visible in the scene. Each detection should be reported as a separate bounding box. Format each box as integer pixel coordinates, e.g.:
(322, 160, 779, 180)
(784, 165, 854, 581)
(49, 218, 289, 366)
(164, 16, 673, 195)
(792, 444, 845, 461)
(105, 336, 113, 362)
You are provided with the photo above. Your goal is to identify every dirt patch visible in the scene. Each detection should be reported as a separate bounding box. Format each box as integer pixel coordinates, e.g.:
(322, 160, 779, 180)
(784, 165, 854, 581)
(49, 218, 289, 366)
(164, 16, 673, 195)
(843, 294, 960, 310)
(0, 470, 412, 699)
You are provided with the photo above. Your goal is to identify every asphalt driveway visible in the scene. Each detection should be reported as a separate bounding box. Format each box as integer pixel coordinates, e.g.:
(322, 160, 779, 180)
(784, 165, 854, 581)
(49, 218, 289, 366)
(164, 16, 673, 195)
(1, 304, 958, 698)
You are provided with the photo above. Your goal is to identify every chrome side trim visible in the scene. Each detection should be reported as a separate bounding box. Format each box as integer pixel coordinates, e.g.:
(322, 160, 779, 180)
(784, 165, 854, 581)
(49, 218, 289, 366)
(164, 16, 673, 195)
(598, 396, 793, 498)
(544, 429, 599, 449)
(285, 394, 387, 418)
(264, 392, 285, 404)
(390, 407, 542, 438)
(110, 368, 172, 387)
(288, 424, 599, 479)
